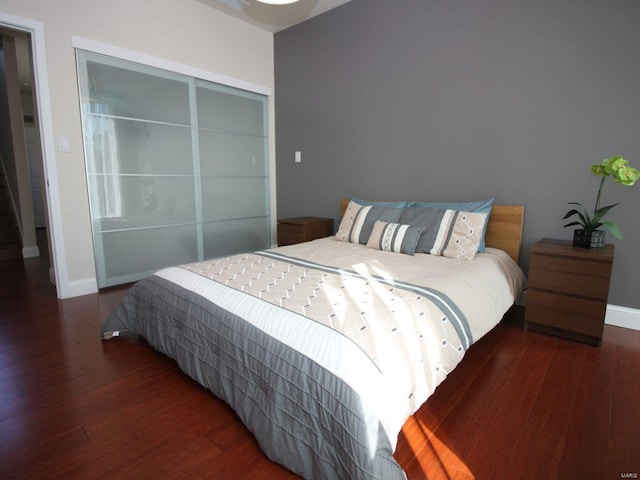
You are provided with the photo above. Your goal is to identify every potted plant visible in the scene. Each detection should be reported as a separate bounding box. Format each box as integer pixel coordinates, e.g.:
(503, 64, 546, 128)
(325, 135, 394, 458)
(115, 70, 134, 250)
(563, 155, 639, 248)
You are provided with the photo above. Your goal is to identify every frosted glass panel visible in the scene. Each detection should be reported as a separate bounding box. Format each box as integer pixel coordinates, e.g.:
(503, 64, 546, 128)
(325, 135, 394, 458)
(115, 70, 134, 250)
(201, 178, 268, 221)
(88, 176, 195, 230)
(199, 131, 267, 177)
(197, 83, 266, 136)
(78, 50, 270, 288)
(81, 55, 190, 125)
(203, 217, 270, 259)
(84, 117, 193, 175)
(99, 225, 198, 285)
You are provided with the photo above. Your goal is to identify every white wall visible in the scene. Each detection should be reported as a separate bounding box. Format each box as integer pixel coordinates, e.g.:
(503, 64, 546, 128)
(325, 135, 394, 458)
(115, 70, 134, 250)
(0, 0, 275, 297)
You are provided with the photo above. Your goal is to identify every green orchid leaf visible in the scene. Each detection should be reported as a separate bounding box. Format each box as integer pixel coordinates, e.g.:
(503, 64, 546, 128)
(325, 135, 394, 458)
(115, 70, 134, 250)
(602, 221, 623, 239)
(565, 202, 591, 224)
(577, 212, 589, 226)
(592, 202, 621, 223)
(563, 221, 584, 228)
(562, 209, 581, 220)
(596, 202, 621, 211)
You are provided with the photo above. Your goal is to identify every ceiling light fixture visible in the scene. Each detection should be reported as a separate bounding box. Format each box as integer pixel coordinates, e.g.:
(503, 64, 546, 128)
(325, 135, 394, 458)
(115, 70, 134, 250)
(255, 0, 300, 5)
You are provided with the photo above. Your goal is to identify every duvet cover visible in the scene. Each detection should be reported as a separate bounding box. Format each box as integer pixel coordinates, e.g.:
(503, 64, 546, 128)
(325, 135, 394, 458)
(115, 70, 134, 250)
(102, 237, 526, 479)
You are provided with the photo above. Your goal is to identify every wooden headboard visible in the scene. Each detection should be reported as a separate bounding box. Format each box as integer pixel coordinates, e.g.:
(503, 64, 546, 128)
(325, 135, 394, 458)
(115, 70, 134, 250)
(340, 199, 524, 264)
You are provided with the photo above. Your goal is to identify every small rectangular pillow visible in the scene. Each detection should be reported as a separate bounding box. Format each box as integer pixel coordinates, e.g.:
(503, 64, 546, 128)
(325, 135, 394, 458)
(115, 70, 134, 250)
(366, 221, 424, 255)
(336, 200, 403, 244)
(399, 208, 487, 260)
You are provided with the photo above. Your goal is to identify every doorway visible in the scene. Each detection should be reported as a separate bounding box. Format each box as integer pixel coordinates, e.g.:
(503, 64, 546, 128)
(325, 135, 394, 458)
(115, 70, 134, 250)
(0, 14, 64, 297)
(0, 28, 47, 259)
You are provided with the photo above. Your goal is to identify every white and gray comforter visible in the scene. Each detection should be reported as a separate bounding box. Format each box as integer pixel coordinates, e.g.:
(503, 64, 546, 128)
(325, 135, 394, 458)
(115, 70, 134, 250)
(102, 237, 526, 479)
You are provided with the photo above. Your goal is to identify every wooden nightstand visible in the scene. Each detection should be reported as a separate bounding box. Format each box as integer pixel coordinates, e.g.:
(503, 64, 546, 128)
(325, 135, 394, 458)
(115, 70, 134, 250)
(277, 217, 334, 246)
(525, 238, 614, 346)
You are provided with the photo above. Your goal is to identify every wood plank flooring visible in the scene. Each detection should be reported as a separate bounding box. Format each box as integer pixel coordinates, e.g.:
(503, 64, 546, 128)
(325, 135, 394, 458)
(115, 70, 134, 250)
(1, 239, 639, 479)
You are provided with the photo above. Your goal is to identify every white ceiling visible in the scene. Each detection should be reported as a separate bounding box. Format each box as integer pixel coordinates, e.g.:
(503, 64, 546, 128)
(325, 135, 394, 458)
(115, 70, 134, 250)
(199, 0, 352, 33)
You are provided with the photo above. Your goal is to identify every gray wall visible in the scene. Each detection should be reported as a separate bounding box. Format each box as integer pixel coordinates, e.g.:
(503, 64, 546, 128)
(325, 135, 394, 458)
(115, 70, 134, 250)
(274, 0, 640, 309)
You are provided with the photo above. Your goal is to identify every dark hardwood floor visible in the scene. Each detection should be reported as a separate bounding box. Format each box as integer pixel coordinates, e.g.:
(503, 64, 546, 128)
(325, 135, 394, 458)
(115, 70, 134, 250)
(1, 235, 638, 479)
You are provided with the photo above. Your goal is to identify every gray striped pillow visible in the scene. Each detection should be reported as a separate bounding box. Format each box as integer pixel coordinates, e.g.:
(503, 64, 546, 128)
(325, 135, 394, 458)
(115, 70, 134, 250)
(366, 221, 425, 255)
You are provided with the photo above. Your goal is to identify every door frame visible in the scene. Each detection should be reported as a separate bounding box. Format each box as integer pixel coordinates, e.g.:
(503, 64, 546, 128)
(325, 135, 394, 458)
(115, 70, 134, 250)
(0, 12, 69, 298)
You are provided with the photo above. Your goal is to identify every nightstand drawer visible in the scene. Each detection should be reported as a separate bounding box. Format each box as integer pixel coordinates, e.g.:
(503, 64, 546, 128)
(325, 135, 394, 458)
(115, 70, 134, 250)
(528, 254, 613, 300)
(278, 225, 304, 246)
(526, 289, 606, 338)
(277, 217, 334, 246)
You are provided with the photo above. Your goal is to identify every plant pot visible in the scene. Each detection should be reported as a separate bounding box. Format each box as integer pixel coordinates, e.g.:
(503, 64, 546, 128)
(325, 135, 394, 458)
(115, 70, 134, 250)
(573, 229, 605, 248)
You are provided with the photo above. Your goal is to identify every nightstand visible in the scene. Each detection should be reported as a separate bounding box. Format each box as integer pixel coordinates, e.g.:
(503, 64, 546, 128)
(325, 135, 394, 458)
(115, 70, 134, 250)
(525, 238, 614, 346)
(277, 217, 334, 246)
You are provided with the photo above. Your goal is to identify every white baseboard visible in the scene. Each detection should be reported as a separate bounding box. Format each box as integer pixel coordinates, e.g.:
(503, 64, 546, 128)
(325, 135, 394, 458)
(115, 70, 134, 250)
(606, 304, 640, 332)
(22, 245, 40, 258)
(62, 277, 98, 299)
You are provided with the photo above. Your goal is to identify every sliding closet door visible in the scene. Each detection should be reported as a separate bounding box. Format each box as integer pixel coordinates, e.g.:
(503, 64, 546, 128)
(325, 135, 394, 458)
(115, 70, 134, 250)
(77, 51, 270, 288)
(197, 81, 270, 259)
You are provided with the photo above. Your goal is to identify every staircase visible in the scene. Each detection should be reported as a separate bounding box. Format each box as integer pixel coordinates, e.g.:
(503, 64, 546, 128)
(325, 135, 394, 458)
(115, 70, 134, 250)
(0, 170, 22, 260)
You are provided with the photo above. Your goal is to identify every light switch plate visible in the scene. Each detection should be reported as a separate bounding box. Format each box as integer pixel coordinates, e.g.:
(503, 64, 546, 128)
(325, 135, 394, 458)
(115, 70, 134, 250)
(58, 136, 71, 152)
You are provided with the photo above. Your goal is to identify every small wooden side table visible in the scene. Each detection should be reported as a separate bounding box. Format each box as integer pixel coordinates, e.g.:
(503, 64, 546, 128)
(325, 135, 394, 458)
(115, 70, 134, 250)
(277, 217, 334, 246)
(525, 238, 614, 346)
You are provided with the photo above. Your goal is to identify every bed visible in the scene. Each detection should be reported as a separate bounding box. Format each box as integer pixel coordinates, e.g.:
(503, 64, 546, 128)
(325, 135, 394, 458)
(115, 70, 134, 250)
(102, 199, 526, 480)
